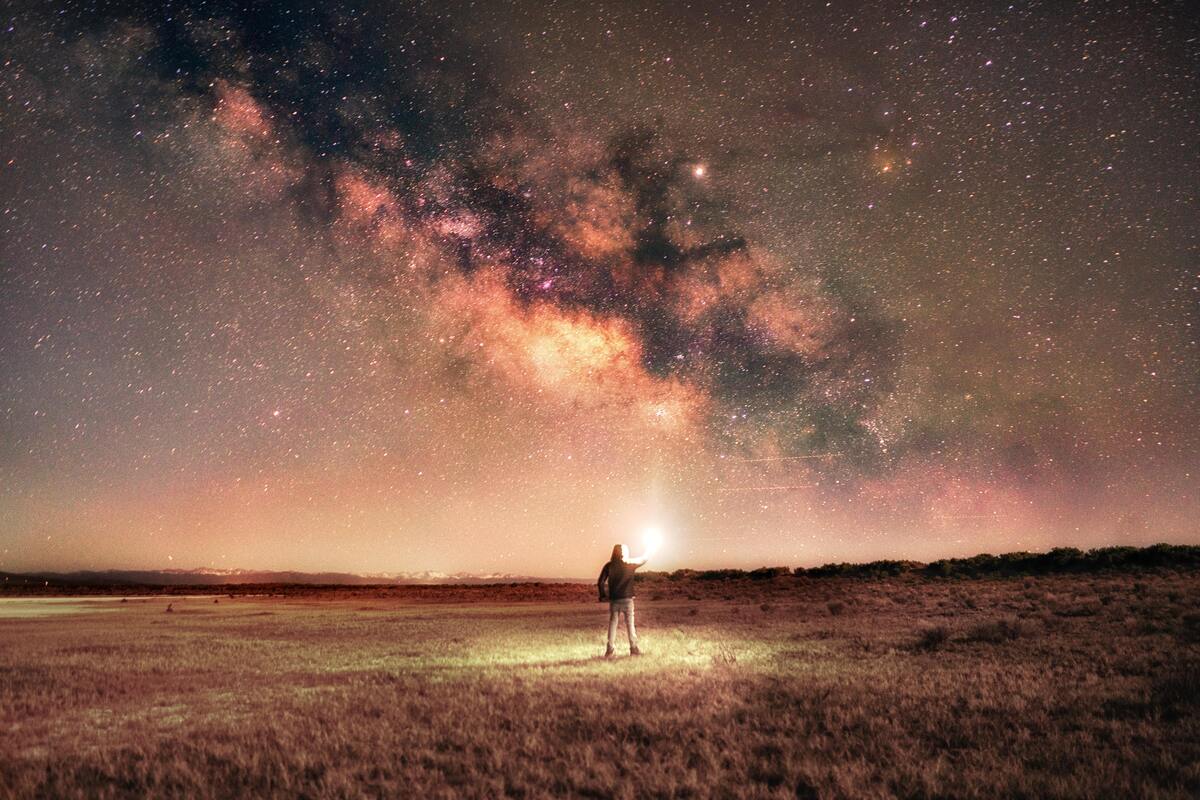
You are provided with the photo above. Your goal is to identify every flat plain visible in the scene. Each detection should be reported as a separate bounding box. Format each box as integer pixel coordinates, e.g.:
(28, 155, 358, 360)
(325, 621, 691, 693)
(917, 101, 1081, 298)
(2, 570, 1198, 799)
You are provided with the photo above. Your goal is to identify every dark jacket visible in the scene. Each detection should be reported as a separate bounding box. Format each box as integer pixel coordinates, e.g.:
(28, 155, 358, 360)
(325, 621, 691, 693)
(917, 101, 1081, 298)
(598, 558, 642, 602)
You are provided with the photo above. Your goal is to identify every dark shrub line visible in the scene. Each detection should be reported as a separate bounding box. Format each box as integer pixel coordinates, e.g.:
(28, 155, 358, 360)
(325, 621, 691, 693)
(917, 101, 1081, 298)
(645, 544, 1200, 583)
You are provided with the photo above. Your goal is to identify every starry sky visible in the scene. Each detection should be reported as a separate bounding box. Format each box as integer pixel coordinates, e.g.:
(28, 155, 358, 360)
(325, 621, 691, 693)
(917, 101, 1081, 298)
(1, 0, 1197, 576)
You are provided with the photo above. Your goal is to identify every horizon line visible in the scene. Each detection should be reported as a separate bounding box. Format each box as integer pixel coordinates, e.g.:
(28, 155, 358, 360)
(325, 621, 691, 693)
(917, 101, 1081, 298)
(5, 541, 1198, 583)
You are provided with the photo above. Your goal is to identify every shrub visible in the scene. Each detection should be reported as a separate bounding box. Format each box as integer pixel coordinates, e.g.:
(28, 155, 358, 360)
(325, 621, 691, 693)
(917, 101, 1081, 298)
(698, 569, 745, 581)
(966, 617, 1024, 643)
(800, 560, 920, 579)
(1055, 602, 1100, 618)
(1179, 612, 1200, 643)
(749, 567, 790, 580)
(915, 624, 951, 651)
(1150, 661, 1200, 720)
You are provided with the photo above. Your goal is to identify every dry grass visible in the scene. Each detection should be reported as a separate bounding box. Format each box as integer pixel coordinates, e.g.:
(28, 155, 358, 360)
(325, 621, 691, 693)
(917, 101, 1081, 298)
(2, 571, 1199, 798)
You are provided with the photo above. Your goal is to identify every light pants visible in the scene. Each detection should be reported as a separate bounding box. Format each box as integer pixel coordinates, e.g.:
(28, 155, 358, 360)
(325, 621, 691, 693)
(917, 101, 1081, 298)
(607, 598, 638, 652)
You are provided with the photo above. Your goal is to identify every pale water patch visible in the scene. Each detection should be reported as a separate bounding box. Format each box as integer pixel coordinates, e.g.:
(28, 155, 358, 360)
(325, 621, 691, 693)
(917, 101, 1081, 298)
(0, 596, 210, 619)
(0, 598, 120, 618)
(0, 595, 244, 618)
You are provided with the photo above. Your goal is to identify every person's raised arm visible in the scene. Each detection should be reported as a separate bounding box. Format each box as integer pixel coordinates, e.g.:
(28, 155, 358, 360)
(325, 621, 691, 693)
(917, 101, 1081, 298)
(597, 561, 610, 602)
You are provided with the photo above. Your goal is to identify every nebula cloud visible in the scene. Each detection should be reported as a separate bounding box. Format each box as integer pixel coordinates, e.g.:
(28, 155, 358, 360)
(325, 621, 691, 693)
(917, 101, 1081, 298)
(103, 2, 897, 466)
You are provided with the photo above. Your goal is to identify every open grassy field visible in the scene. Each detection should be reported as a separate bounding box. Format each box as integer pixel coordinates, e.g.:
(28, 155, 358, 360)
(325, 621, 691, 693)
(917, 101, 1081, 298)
(2, 570, 1199, 799)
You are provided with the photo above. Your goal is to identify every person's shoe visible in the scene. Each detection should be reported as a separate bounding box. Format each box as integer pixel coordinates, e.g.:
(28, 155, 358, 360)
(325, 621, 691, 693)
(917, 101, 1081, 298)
(604, 648, 615, 659)
(630, 646, 642, 656)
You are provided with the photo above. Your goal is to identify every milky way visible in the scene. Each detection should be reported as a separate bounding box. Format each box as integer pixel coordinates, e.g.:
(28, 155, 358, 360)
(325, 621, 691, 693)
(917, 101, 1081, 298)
(1, 1, 1197, 575)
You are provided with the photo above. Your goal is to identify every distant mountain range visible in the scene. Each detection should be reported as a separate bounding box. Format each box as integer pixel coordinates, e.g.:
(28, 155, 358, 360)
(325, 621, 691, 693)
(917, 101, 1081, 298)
(0, 567, 583, 587)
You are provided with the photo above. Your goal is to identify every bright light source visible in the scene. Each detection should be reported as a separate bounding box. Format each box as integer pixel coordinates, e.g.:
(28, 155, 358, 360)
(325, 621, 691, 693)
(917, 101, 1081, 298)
(642, 526, 664, 558)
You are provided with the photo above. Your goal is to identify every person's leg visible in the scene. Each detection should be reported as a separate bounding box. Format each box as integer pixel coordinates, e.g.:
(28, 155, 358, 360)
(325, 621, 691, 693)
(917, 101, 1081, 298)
(606, 602, 618, 656)
(625, 599, 639, 654)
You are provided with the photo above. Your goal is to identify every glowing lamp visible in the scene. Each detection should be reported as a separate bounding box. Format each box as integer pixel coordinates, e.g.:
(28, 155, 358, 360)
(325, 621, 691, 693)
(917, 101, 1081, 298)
(642, 526, 664, 558)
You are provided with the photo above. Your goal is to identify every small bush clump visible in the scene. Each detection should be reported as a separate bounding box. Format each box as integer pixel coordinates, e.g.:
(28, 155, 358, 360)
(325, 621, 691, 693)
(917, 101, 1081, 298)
(1150, 661, 1200, 720)
(914, 624, 951, 651)
(1177, 611, 1200, 643)
(966, 617, 1024, 644)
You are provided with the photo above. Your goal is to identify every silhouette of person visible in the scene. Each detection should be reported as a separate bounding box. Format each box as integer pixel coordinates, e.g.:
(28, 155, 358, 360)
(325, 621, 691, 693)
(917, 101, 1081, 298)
(598, 543, 648, 657)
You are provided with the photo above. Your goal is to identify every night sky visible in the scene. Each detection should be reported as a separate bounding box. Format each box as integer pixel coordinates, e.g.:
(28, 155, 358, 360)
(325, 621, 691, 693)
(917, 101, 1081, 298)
(2, 1, 1197, 576)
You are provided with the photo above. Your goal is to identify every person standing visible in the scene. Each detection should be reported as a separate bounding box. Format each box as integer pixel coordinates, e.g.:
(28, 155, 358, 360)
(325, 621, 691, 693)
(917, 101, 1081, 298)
(598, 543, 648, 657)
